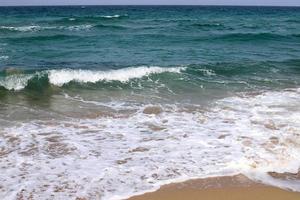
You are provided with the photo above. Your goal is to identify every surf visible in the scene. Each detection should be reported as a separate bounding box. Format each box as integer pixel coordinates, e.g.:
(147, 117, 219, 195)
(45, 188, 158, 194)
(0, 66, 185, 91)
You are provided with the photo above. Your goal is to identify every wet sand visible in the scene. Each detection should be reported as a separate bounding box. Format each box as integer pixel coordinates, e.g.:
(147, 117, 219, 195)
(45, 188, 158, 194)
(128, 174, 300, 200)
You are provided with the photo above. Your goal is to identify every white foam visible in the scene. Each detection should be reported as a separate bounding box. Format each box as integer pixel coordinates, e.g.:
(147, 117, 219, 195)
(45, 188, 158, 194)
(198, 68, 216, 76)
(0, 25, 41, 32)
(1, 88, 300, 199)
(0, 90, 300, 200)
(0, 55, 9, 60)
(0, 74, 34, 90)
(101, 15, 123, 18)
(0, 66, 184, 90)
(0, 24, 94, 32)
(48, 66, 185, 86)
(65, 24, 94, 31)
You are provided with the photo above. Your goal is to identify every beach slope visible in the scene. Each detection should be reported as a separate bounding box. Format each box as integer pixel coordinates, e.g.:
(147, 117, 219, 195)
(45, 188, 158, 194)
(128, 175, 300, 200)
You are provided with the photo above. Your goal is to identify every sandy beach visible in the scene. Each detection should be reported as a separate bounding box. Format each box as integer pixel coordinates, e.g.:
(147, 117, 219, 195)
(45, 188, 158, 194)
(128, 174, 300, 200)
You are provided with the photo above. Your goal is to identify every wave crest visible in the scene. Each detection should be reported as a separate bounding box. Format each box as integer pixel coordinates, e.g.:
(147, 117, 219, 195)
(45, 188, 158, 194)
(0, 74, 34, 90)
(0, 25, 41, 32)
(0, 66, 185, 91)
(48, 66, 185, 86)
(0, 24, 94, 32)
(0, 56, 9, 61)
(100, 14, 126, 19)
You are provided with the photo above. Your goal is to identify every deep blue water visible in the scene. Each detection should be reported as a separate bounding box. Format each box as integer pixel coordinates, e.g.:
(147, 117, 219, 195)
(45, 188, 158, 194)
(1, 6, 300, 66)
(0, 6, 299, 97)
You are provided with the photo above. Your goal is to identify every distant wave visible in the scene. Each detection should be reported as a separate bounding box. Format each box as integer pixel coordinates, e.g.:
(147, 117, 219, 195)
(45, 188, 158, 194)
(184, 32, 300, 43)
(0, 24, 94, 32)
(292, 34, 300, 38)
(0, 66, 185, 91)
(48, 14, 127, 24)
(8, 34, 82, 43)
(0, 56, 9, 61)
(285, 19, 300, 23)
(65, 24, 94, 31)
(94, 24, 128, 30)
(0, 25, 42, 32)
(215, 32, 297, 41)
(101, 14, 123, 19)
(189, 22, 224, 28)
(191, 23, 223, 27)
(102, 15, 120, 19)
(183, 22, 234, 31)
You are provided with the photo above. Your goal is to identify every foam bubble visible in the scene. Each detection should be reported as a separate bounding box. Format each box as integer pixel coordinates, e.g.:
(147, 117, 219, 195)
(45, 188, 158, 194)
(0, 88, 299, 199)
(0, 74, 34, 90)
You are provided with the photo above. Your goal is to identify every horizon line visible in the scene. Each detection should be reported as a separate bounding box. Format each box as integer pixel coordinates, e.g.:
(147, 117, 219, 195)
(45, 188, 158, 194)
(0, 4, 300, 7)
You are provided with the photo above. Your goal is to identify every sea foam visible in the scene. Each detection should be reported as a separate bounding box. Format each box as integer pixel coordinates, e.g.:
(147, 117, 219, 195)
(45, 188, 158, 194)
(0, 56, 9, 60)
(0, 25, 41, 32)
(0, 74, 34, 90)
(101, 14, 124, 18)
(48, 66, 185, 86)
(0, 24, 94, 32)
(1, 88, 300, 200)
(0, 66, 184, 90)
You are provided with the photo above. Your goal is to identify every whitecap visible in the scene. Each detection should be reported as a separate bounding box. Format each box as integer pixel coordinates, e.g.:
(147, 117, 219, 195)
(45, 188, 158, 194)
(101, 14, 124, 18)
(66, 24, 94, 31)
(0, 66, 184, 91)
(0, 55, 9, 60)
(0, 25, 41, 32)
(48, 66, 185, 86)
(0, 25, 94, 32)
(0, 74, 34, 90)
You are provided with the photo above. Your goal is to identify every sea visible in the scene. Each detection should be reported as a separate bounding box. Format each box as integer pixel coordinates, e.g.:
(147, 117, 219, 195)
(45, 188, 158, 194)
(0, 5, 300, 200)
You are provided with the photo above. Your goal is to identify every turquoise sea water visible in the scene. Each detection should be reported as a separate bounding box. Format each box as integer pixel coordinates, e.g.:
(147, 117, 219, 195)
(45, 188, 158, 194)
(0, 6, 300, 200)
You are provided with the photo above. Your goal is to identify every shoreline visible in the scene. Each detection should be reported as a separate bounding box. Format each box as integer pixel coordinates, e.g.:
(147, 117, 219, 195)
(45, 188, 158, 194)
(127, 174, 300, 200)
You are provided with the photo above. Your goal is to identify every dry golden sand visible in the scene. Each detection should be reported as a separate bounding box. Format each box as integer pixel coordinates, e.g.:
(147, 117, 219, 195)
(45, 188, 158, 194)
(128, 174, 300, 200)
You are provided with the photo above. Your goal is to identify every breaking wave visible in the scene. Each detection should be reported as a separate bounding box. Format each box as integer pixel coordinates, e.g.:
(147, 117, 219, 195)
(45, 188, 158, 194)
(0, 24, 94, 32)
(0, 66, 185, 91)
(101, 14, 125, 19)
